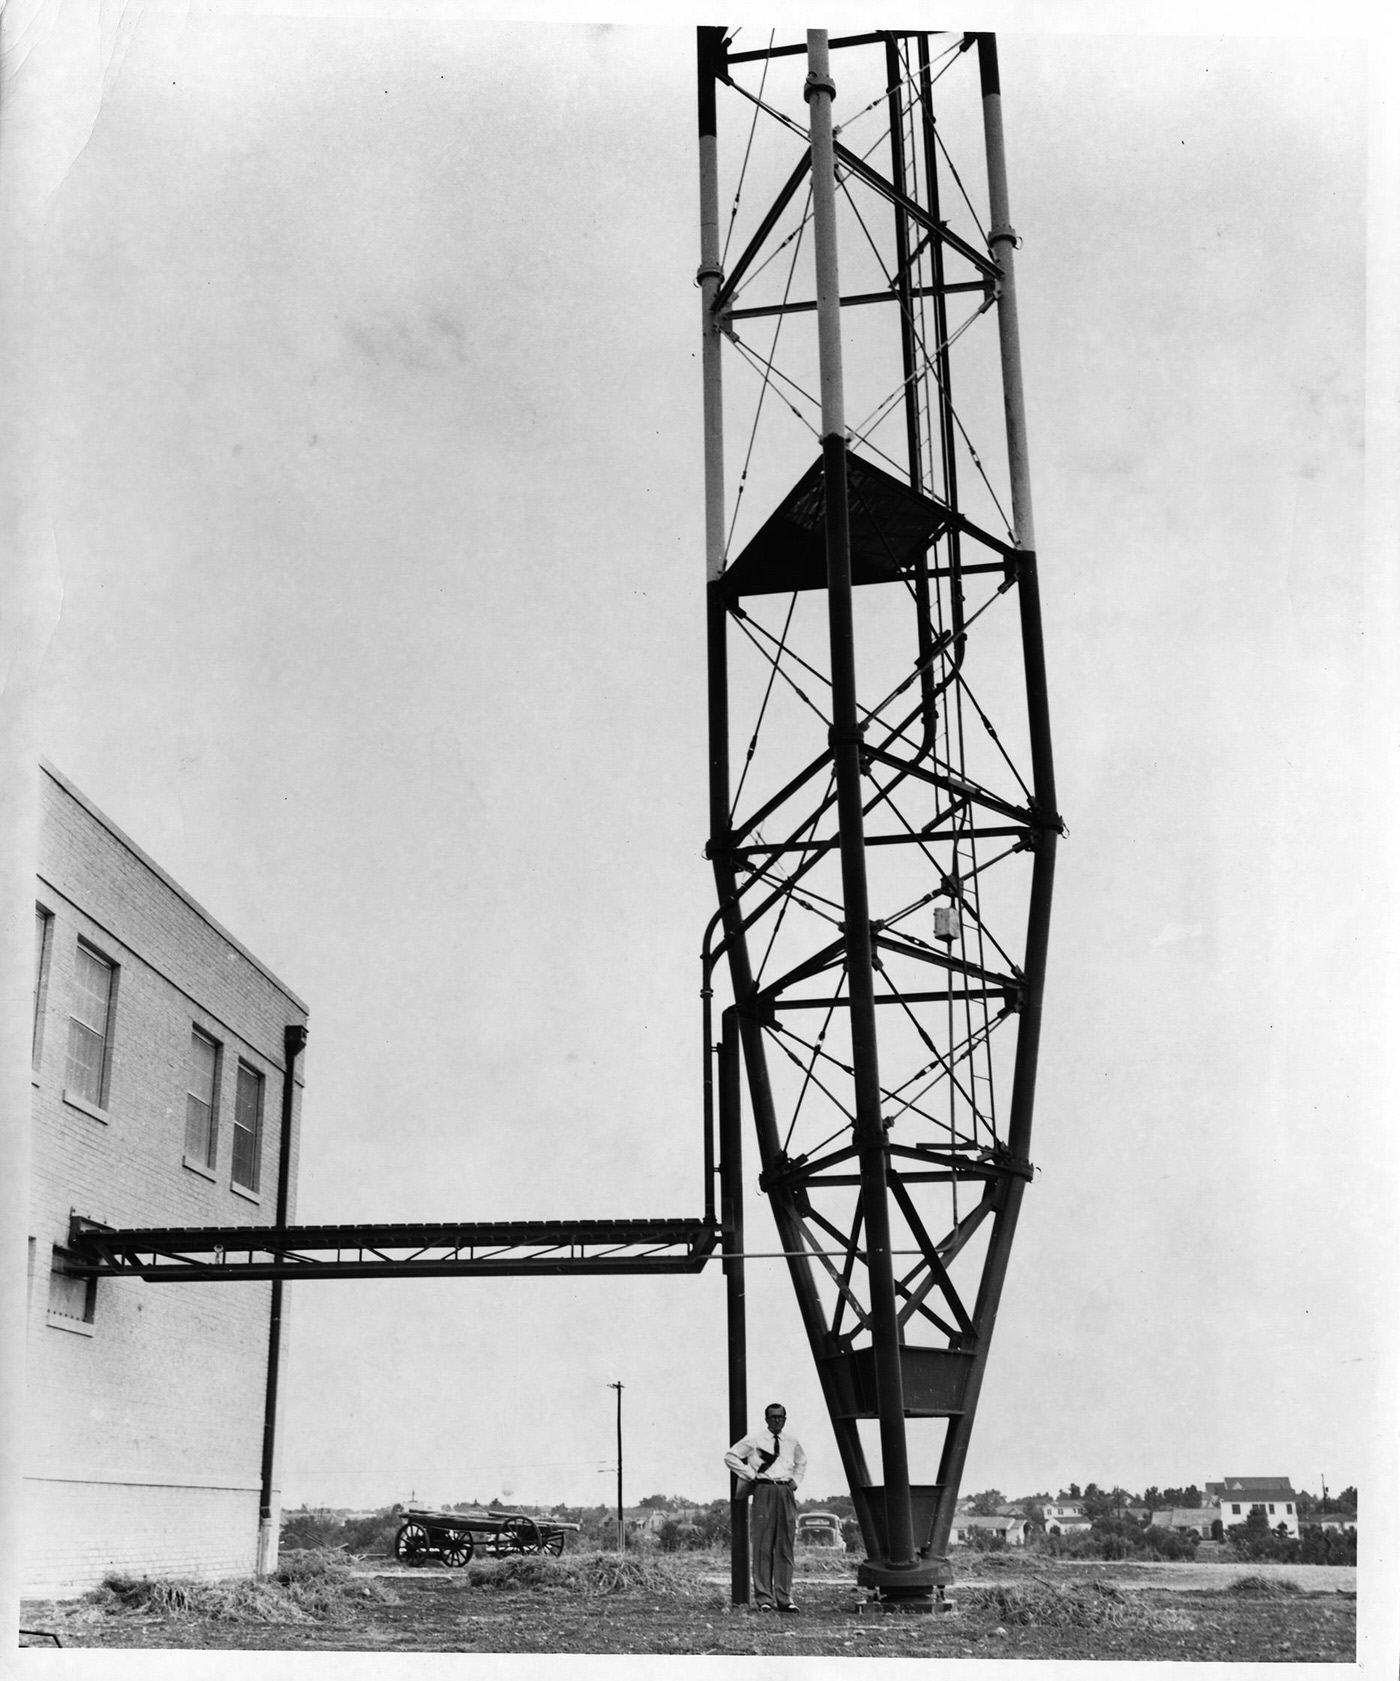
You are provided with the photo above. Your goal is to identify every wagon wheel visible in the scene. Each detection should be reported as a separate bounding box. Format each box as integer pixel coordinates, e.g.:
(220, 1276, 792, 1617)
(541, 1530, 566, 1557)
(441, 1529, 474, 1568)
(502, 1516, 540, 1554)
(395, 1521, 431, 1566)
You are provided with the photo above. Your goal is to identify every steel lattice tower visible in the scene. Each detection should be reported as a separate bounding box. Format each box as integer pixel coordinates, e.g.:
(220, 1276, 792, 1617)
(698, 28, 1061, 1606)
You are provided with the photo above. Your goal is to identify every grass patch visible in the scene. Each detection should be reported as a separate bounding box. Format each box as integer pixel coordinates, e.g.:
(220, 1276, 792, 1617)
(88, 1549, 399, 1624)
(791, 1551, 858, 1576)
(463, 1550, 710, 1599)
(960, 1579, 1193, 1633)
(1227, 1574, 1303, 1597)
(953, 1550, 1033, 1575)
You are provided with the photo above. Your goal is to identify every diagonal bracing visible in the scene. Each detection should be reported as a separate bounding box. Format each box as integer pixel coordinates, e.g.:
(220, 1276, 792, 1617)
(699, 27, 1060, 1607)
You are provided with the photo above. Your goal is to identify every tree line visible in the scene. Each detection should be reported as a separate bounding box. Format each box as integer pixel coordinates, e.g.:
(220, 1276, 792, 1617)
(964, 1482, 1356, 1516)
(282, 1481, 1356, 1567)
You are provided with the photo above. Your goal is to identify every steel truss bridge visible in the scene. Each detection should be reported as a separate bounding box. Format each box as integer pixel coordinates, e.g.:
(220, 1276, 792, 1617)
(63, 26, 1056, 1616)
(68, 1216, 718, 1280)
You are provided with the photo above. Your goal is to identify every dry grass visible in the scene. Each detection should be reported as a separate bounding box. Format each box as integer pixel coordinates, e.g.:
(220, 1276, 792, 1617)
(1227, 1573, 1303, 1597)
(88, 1549, 399, 1625)
(959, 1578, 1194, 1633)
(464, 1550, 714, 1600)
(25, 1551, 1354, 1657)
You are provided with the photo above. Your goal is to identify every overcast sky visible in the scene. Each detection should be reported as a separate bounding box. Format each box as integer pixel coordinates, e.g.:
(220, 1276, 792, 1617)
(4, 0, 1396, 1626)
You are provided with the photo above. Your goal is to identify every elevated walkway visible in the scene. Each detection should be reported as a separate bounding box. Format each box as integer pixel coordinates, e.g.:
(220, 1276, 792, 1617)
(66, 1214, 719, 1280)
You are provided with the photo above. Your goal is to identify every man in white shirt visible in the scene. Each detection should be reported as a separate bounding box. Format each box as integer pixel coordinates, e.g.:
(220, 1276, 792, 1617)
(724, 1402, 808, 1612)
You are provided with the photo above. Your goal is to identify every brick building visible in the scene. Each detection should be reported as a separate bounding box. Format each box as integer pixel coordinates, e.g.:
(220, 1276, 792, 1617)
(24, 764, 308, 1595)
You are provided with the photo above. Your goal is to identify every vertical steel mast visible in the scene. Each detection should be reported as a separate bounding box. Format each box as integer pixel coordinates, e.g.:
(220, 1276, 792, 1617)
(698, 28, 1060, 1607)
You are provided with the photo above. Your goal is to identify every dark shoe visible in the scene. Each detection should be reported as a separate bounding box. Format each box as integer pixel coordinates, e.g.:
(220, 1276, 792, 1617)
(756, 1602, 774, 1613)
(777, 1603, 800, 1614)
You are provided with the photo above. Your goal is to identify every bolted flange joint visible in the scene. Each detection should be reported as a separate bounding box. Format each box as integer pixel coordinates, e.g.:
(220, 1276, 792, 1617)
(857, 1555, 951, 1590)
(856, 1554, 951, 1612)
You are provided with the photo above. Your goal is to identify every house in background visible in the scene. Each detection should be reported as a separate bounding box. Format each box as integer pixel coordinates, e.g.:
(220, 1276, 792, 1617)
(25, 764, 308, 1594)
(1307, 1512, 1357, 1534)
(1042, 1499, 1091, 1536)
(951, 1514, 1030, 1547)
(626, 1505, 707, 1543)
(1206, 1477, 1300, 1538)
(1148, 1506, 1222, 1538)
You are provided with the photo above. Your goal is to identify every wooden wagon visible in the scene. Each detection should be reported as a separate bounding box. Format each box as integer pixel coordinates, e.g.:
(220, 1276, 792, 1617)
(393, 1507, 578, 1567)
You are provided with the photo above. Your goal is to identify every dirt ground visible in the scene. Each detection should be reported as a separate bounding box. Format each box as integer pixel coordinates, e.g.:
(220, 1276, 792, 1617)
(19, 1551, 1357, 1660)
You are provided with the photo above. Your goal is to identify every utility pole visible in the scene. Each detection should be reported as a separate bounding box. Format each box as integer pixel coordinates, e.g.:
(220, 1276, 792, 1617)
(609, 1382, 625, 1551)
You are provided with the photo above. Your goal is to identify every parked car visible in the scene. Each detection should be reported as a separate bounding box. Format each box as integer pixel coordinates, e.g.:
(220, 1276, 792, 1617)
(796, 1511, 843, 1548)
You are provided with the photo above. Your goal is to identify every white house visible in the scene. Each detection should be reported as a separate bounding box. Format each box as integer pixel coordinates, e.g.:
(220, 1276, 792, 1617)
(951, 1515, 1030, 1547)
(1206, 1478, 1300, 1539)
(1042, 1500, 1091, 1535)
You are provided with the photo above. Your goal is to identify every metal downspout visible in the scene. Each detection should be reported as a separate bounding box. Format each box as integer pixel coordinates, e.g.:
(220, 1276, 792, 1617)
(720, 1010, 750, 1603)
(257, 1022, 307, 1574)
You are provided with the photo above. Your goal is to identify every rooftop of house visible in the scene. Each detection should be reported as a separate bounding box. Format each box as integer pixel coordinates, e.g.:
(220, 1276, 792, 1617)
(1209, 1477, 1297, 1497)
(1150, 1507, 1221, 1527)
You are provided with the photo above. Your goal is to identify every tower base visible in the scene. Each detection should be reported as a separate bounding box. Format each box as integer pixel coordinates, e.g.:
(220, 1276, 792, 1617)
(854, 1554, 952, 1612)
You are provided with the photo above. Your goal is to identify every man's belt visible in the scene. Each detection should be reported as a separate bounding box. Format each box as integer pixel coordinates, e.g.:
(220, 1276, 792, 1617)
(738, 1475, 791, 1499)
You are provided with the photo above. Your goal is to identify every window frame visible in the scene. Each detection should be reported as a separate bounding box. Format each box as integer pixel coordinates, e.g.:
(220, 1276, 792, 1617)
(231, 1059, 265, 1196)
(64, 937, 118, 1115)
(183, 1025, 222, 1175)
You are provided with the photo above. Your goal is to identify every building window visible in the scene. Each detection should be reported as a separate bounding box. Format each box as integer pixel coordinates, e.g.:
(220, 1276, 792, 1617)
(47, 1249, 96, 1330)
(1286, 1503, 1293, 1515)
(1268, 1504, 1275, 1514)
(185, 1027, 221, 1169)
(1231, 1504, 1241, 1515)
(232, 1061, 264, 1193)
(65, 940, 116, 1108)
(33, 906, 53, 1063)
